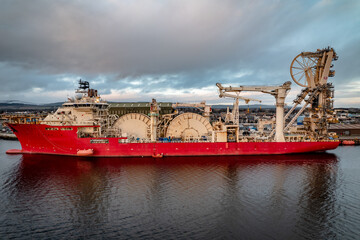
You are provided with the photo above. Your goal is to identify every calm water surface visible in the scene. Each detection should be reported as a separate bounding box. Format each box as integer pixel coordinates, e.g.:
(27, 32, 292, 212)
(0, 139, 360, 239)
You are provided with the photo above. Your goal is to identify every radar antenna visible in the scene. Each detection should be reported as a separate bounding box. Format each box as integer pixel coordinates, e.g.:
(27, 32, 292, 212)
(78, 79, 89, 90)
(76, 79, 90, 94)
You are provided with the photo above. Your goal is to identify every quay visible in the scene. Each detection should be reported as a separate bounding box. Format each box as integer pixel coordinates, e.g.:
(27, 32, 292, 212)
(329, 124, 360, 145)
(0, 133, 17, 140)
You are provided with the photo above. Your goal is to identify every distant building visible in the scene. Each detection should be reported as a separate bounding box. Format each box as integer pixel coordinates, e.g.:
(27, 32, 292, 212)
(329, 124, 360, 137)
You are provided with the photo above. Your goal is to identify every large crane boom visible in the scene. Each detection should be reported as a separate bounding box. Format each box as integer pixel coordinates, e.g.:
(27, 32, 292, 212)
(216, 82, 291, 142)
(216, 85, 262, 126)
(218, 92, 262, 104)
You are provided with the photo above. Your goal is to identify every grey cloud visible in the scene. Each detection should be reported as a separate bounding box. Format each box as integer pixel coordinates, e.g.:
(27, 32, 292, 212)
(0, 0, 359, 105)
(0, 0, 320, 75)
(334, 39, 360, 84)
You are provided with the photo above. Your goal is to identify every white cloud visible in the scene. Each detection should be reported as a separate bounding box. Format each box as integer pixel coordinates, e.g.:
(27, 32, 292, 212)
(0, 0, 359, 107)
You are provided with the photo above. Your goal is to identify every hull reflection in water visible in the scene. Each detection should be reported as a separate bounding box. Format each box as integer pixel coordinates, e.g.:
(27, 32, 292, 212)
(9, 153, 339, 239)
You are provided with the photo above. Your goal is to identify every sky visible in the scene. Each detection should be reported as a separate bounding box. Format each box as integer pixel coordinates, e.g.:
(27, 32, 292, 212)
(0, 0, 359, 107)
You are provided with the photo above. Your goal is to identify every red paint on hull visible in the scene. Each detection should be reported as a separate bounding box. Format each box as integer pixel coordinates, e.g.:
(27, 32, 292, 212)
(7, 124, 340, 157)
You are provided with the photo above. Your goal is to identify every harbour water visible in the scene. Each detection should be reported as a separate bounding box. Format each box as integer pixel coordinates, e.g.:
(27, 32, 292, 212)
(0, 139, 359, 239)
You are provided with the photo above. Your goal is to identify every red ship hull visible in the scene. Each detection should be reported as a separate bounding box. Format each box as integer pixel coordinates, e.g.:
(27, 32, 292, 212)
(6, 124, 340, 157)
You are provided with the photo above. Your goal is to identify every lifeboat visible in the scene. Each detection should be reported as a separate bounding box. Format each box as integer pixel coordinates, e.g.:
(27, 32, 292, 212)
(77, 149, 94, 156)
(152, 153, 163, 158)
(342, 140, 355, 145)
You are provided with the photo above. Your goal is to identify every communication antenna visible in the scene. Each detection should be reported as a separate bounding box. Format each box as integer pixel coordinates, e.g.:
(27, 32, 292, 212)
(76, 79, 90, 94)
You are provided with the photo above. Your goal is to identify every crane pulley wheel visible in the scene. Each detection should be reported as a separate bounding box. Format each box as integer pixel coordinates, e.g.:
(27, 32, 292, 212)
(290, 53, 317, 87)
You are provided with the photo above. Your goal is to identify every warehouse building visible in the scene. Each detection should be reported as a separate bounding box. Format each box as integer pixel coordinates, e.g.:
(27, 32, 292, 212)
(108, 102, 173, 117)
(329, 124, 360, 136)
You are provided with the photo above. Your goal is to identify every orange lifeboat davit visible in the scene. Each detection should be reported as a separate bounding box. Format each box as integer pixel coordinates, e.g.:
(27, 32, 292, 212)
(77, 149, 94, 156)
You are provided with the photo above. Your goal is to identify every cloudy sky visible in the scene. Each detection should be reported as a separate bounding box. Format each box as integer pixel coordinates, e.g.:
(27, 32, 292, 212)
(0, 0, 359, 107)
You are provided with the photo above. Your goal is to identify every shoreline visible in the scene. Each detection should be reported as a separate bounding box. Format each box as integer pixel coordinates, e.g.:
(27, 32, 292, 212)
(0, 133, 17, 140)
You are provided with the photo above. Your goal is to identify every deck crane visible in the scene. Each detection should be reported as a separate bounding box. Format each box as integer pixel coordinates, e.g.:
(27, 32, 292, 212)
(216, 87, 262, 125)
(216, 82, 291, 142)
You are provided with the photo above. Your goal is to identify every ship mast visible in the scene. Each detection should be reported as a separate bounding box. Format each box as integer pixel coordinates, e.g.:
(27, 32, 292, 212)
(150, 99, 160, 142)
